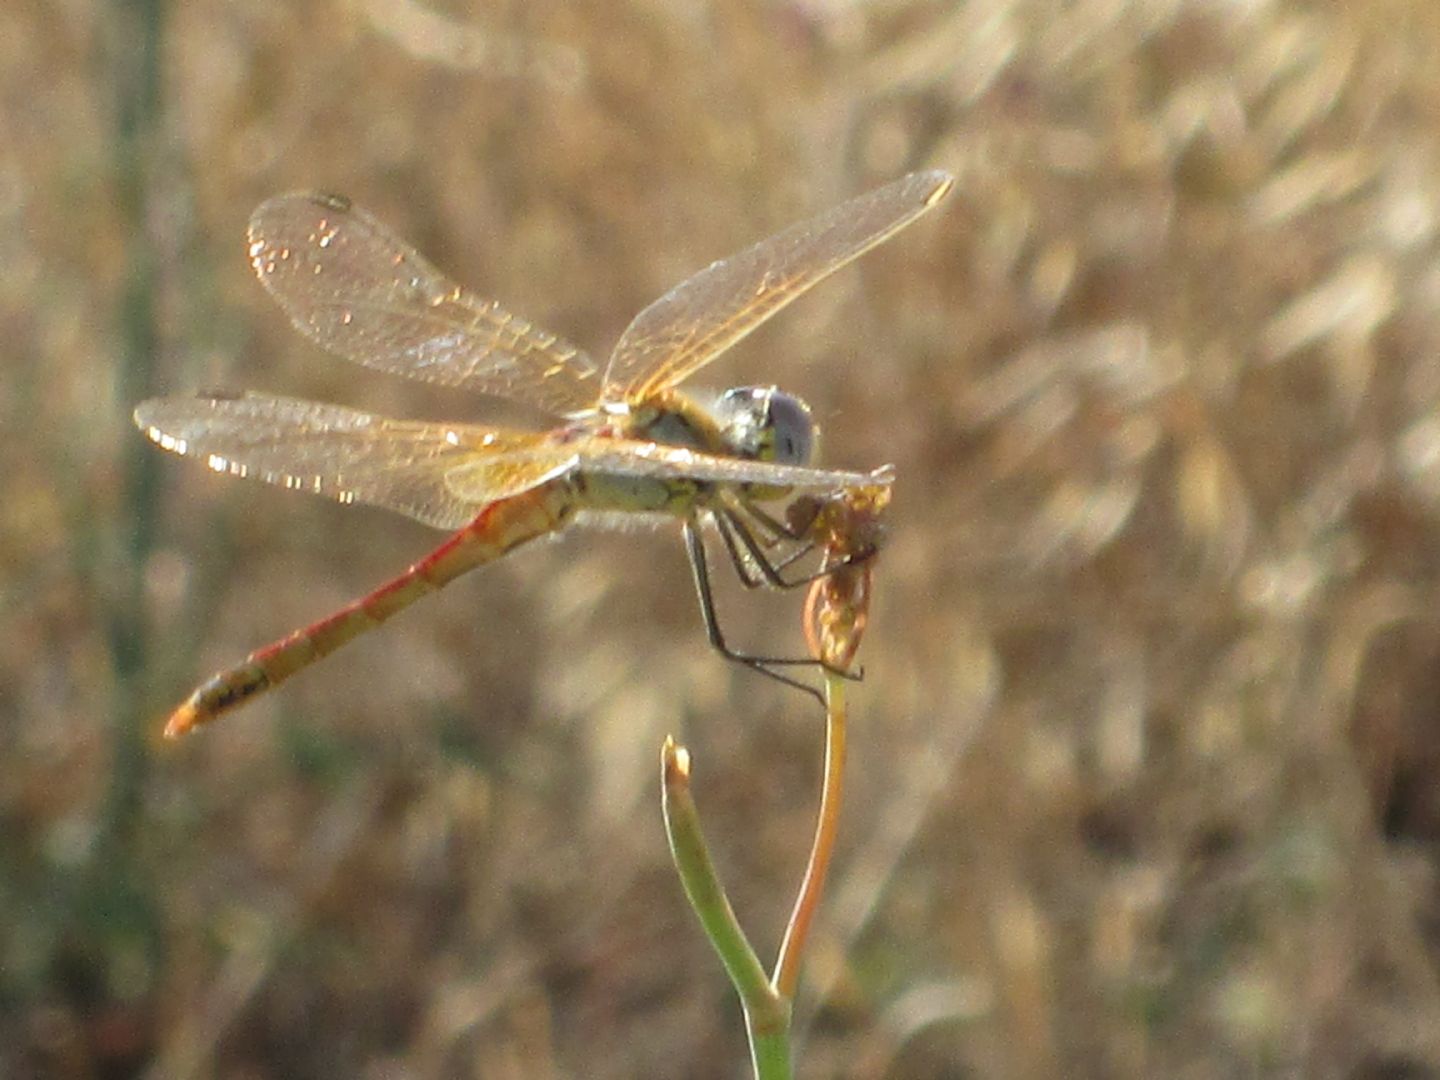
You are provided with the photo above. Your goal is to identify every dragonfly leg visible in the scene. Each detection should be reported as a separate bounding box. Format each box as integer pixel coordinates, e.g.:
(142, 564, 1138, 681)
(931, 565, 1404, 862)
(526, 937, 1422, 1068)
(714, 509, 812, 589)
(684, 519, 861, 701)
(720, 506, 878, 591)
(735, 497, 807, 542)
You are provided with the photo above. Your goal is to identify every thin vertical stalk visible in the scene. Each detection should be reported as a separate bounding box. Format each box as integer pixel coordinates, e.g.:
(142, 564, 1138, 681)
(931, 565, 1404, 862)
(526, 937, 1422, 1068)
(105, 0, 166, 843)
(772, 671, 847, 1000)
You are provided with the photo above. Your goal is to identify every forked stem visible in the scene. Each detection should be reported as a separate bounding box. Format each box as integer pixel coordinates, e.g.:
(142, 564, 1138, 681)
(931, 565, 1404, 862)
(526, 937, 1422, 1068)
(660, 672, 848, 1079)
(664, 484, 882, 1076)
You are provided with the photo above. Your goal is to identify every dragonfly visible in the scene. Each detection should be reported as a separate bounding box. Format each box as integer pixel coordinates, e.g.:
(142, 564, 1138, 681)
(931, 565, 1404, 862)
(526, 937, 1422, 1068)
(136, 169, 954, 738)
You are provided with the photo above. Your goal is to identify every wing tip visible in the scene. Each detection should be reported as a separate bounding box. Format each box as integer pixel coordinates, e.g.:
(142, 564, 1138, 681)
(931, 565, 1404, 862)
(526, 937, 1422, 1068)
(309, 192, 353, 213)
(247, 191, 355, 240)
(132, 400, 184, 448)
(920, 170, 956, 207)
(132, 392, 247, 435)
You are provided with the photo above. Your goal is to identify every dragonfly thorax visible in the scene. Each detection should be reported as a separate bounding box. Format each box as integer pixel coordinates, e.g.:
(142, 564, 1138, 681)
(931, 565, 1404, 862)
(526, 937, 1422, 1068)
(714, 386, 817, 466)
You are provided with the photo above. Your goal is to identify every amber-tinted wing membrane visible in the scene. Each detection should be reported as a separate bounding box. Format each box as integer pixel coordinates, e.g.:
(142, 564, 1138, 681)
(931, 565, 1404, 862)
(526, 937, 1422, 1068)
(602, 170, 954, 402)
(571, 438, 894, 493)
(134, 394, 573, 530)
(248, 194, 601, 416)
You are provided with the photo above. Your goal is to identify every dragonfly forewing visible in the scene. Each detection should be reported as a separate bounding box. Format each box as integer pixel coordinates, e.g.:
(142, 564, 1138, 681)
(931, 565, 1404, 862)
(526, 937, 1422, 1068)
(602, 169, 954, 401)
(572, 439, 895, 494)
(248, 193, 601, 416)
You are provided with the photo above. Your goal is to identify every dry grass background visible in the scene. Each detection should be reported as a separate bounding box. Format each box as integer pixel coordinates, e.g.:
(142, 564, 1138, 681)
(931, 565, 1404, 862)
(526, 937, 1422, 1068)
(6, 0, 1440, 1075)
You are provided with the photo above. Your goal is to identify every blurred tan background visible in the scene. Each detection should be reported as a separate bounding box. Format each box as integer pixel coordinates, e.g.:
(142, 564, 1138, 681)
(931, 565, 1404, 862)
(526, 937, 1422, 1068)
(7, 0, 1440, 1075)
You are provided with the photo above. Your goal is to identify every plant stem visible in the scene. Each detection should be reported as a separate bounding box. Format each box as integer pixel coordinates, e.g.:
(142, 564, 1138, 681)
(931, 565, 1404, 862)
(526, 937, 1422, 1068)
(661, 738, 792, 1079)
(773, 671, 847, 1000)
(105, 0, 166, 843)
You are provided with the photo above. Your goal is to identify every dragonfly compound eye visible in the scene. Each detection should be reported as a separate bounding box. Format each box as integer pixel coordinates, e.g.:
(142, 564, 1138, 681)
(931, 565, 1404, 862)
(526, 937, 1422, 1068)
(716, 386, 816, 465)
(763, 389, 816, 466)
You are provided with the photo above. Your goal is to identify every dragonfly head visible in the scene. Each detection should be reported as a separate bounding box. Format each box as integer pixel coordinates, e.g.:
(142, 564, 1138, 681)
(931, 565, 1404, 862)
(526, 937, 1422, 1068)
(715, 386, 817, 466)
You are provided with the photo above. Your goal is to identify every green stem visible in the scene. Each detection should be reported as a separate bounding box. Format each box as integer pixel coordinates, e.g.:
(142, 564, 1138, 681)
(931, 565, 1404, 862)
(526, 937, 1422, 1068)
(744, 1010, 794, 1080)
(104, 0, 167, 844)
(661, 738, 792, 1079)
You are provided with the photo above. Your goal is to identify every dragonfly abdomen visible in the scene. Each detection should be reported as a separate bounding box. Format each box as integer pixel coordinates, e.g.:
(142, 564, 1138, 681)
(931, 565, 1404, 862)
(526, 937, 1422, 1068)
(162, 479, 578, 738)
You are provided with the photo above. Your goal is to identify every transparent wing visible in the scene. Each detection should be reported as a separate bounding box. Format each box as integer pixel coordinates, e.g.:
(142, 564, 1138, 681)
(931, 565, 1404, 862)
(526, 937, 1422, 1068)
(134, 393, 572, 530)
(573, 438, 894, 493)
(441, 448, 580, 504)
(603, 170, 954, 402)
(248, 193, 601, 416)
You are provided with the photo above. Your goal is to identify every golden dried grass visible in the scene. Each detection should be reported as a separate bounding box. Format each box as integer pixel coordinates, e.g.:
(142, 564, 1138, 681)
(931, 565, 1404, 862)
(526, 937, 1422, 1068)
(6, 0, 1440, 1075)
